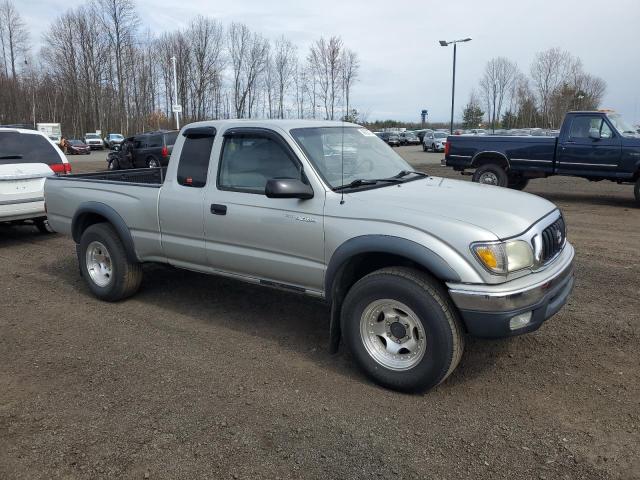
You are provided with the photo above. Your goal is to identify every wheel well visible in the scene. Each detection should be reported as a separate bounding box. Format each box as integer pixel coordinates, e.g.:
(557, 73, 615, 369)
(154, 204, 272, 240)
(472, 153, 509, 169)
(72, 212, 109, 243)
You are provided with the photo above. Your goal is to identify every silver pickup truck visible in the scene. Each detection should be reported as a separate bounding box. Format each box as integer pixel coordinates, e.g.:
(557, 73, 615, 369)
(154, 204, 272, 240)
(44, 120, 575, 392)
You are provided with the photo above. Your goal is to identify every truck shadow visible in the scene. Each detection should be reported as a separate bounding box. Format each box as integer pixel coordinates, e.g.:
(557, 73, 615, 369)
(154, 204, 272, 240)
(46, 256, 510, 392)
(530, 190, 638, 209)
(0, 224, 58, 247)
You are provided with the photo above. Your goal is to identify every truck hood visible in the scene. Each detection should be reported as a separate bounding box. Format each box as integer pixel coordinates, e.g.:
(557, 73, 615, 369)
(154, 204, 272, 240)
(349, 176, 557, 240)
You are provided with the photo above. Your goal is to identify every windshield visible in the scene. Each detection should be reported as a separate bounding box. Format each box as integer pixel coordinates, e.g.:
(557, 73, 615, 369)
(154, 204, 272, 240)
(607, 113, 637, 137)
(290, 127, 412, 189)
(85, 133, 99, 139)
(110, 134, 124, 140)
(434, 132, 447, 139)
(69, 139, 84, 145)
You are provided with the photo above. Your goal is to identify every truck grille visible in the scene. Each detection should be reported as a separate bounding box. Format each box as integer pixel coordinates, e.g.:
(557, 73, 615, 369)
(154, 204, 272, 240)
(540, 217, 566, 263)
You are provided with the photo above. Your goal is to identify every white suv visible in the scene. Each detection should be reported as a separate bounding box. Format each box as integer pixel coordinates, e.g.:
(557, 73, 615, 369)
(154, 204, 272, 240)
(0, 128, 70, 233)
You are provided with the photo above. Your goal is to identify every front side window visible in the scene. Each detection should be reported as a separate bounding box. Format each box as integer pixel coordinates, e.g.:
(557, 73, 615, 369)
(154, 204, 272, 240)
(0, 132, 61, 165)
(218, 134, 301, 193)
(177, 135, 214, 187)
(569, 116, 613, 140)
(290, 127, 411, 189)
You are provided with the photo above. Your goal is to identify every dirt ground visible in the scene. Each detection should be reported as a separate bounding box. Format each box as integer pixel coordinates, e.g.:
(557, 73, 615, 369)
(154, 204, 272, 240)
(1, 146, 638, 479)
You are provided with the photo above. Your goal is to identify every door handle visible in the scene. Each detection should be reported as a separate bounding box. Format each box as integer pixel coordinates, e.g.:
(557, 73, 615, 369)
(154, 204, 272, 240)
(210, 204, 227, 215)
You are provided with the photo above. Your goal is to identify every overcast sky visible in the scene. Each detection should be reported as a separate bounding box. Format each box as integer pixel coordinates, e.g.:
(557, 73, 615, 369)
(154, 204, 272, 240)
(22, 0, 640, 123)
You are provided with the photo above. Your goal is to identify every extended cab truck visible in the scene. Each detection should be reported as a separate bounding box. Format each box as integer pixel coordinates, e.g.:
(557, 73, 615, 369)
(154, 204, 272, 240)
(444, 111, 640, 204)
(44, 120, 575, 392)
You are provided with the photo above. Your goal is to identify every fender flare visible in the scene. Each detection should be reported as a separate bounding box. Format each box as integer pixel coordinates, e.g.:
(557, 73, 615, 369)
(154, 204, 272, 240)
(471, 151, 511, 169)
(324, 235, 460, 304)
(72, 201, 139, 263)
(325, 235, 461, 353)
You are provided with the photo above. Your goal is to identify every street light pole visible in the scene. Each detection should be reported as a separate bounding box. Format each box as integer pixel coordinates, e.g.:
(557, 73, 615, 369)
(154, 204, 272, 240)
(439, 37, 472, 134)
(171, 56, 179, 130)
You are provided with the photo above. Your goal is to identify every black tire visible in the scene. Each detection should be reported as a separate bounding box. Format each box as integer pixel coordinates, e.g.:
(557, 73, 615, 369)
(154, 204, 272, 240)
(422, 143, 427, 152)
(431, 143, 436, 152)
(78, 223, 143, 301)
(472, 163, 509, 187)
(508, 176, 529, 191)
(341, 267, 464, 393)
(147, 157, 160, 168)
(34, 218, 55, 234)
(634, 178, 640, 206)
(108, 159, 119, 170)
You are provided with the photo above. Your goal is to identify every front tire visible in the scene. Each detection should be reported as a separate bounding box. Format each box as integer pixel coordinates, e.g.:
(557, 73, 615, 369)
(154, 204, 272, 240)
(472, 163, 509, 187)
(341, 267, 464, 392)
(78, 223, 143, 301)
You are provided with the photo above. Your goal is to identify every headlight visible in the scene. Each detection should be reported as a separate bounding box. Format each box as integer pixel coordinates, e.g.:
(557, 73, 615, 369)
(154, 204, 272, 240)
(471, 240, 534, 274)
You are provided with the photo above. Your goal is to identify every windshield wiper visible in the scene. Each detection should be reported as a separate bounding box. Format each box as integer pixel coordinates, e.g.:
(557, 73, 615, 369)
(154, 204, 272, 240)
(334, 177, 403, 191)
(393, 170, 429, 179)
(0, 155, 23, 160)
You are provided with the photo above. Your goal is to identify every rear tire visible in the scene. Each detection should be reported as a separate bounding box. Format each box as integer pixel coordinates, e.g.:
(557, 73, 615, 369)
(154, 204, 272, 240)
(35, 218, 55, 234)
(508, 176, 529, 191)
(472, 163, 509, 187)
(422, 143, 428, 152)
(78, 223, 142, 301)
(341, 267, 464, 393)
(147, 157, 160, 168)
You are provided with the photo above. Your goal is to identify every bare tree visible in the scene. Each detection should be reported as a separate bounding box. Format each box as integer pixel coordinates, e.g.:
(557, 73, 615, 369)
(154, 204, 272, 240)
(0, 0, 29, 79)
(308, 36, 343, 120)
(530, 47, 571, 127)
(273, 36, 297, 119)
(95, 0, 139, 132)
(341, 48, 359, 120)
(228, 23, 268, 118)
(479, 57, 519, 131)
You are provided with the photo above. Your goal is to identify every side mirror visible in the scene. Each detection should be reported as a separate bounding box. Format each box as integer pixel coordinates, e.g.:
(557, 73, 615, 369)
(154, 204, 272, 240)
(265, 178, 314, 200)
(588, 128, 601, 140)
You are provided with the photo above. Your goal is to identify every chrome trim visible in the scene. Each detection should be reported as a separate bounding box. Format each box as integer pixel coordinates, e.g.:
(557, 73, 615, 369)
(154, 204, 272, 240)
(448, 154, 472, 159)
(557, 162, 617, 167)
(449, 245, 574, 312)
(0, 196, 44, 206)
(510, 158, 553, 163)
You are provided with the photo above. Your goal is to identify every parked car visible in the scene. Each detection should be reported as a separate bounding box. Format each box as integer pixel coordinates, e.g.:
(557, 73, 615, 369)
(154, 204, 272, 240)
(67, 139, 91, 155)
(399, 132, 420, 145)
(414, 129, 433, 142)
(376, 131, 401, 147)
(1, 127, 70, 233)
(443, 110, 640, 203)
(104, 133, 125, 150)
(423, 131, 448, 152)
(107, 130, 179, 170)
(45, 119, 575, 393)
(84, 133, 104, 150)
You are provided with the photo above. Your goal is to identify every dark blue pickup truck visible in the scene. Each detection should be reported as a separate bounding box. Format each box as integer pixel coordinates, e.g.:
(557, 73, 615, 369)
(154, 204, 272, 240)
(444, 111, 640, 205)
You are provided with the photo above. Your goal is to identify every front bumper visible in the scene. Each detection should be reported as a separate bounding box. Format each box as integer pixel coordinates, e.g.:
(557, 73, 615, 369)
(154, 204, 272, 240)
(447, 243, 575, 338)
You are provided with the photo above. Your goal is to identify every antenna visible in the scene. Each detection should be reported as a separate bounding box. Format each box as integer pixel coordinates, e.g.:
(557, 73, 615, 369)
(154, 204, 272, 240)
(340, 120, 345, 205)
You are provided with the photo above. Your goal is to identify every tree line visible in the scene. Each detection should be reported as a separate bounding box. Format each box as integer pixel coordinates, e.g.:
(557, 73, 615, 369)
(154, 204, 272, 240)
(462, 47, 607, 130)
(0, 0, 360, 137)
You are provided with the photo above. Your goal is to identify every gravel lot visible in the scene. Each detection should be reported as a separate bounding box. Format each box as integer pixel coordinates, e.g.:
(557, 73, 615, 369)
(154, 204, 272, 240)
(1, 146, 638, 479)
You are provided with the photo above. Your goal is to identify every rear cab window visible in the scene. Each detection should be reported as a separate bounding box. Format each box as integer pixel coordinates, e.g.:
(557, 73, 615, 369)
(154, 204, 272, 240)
(0, 131, 62, 166)
(177, 132, 215, 188)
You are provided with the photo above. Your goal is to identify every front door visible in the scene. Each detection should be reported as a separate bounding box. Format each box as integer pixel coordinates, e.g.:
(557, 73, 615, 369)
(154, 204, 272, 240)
(556, 115, 621, 175)
(204, 128, 325, 293)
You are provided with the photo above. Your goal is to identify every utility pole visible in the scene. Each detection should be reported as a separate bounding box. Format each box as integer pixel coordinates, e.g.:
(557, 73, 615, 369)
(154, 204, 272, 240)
(171, 56, 180, 130)
(439, 37, 472, 134)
